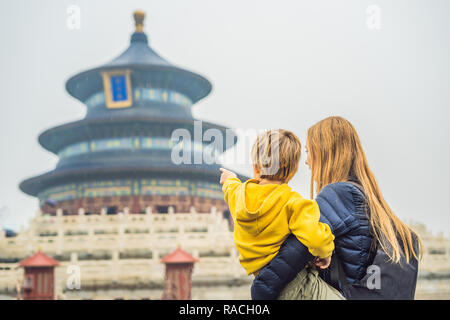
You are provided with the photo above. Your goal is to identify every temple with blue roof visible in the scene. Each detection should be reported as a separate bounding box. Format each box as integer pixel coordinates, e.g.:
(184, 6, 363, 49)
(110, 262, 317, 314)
(19, 11, 239, 216)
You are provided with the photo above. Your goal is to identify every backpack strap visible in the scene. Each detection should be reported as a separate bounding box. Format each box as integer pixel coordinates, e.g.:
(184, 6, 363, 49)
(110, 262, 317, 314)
(329, 253, 339, 290)
(329, 252, 350, 293)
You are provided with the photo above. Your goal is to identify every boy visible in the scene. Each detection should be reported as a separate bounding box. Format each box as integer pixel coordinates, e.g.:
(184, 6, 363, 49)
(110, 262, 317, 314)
(220, 129, 343, 299)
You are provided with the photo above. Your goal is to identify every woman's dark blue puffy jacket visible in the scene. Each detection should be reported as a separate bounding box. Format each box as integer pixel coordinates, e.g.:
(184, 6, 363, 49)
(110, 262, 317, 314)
(251, 182, 375, 300)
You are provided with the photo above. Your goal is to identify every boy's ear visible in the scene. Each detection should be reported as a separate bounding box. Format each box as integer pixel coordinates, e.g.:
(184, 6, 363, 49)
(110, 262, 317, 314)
(253, 165, 260, 176)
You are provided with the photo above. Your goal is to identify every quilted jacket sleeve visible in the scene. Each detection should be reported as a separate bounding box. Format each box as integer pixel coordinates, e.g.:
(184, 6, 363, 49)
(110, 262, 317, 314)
(251, 234, 313, 300)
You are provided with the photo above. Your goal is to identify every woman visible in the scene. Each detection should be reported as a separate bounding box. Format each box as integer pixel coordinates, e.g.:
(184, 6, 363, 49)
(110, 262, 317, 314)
(251, 116, 421, 300)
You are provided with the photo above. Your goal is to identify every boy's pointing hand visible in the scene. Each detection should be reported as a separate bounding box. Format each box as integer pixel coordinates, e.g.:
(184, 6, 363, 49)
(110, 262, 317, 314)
(220, 168, 237, 185)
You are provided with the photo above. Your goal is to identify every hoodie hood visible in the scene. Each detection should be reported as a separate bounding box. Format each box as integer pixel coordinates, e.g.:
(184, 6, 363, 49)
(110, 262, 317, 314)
(238, 179, 293, 236)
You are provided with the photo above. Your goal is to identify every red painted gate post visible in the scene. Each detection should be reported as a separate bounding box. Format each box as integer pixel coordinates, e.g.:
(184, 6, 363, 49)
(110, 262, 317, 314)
(161, 246, 198, 300)
(19, 250, 59, 300)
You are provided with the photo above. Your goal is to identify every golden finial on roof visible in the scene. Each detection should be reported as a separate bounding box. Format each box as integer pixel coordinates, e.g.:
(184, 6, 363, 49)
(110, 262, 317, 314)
(133, 10, 145, 33)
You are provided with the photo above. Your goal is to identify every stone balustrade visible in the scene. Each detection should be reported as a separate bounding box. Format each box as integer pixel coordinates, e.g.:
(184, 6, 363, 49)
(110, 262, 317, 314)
(1, 213, 449, 299)
(0, 207, 247, 298)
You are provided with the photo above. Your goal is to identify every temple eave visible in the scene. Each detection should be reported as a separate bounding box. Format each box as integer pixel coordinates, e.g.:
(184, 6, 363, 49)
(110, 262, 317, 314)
(19, 165, 235, 197)
(38, 117, 237, 154)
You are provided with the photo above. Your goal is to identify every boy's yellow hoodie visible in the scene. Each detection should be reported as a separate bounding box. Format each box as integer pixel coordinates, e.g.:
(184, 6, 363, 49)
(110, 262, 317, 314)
(223, 177, 334, 275)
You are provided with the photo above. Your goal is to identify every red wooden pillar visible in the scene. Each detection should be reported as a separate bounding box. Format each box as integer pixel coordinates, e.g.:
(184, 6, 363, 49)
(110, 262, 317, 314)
(19, 250, 59, 300)
(161, 247, 198, 300)
(131, 195, 141, 213)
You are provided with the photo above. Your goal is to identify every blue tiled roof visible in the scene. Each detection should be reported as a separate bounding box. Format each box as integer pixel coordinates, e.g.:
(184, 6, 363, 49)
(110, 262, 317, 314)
(66, 30, 212, 105)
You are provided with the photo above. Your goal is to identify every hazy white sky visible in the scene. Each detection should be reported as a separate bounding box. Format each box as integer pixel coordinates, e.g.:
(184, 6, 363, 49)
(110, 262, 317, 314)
(0, 0, 449, 236)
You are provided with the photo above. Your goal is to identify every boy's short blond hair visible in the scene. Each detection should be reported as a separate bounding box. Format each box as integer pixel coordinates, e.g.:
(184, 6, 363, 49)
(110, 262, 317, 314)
(251, 129, 301, 183)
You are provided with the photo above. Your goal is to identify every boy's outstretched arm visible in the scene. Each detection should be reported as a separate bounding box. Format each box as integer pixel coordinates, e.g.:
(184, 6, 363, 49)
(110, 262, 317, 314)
(220, 168, 241, 218)
(288, 197, 335, 259)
